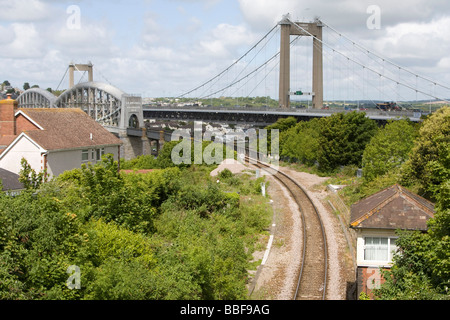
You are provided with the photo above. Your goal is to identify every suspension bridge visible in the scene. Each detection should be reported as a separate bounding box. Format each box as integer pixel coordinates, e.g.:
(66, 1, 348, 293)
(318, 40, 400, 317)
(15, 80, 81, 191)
(13, 15, 450, 157)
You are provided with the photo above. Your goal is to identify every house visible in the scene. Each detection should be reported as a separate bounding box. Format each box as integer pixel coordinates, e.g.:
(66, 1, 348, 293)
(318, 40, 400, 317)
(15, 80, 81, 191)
(0, 167, 24, 196)
(350, 184, 435, 299)
(0, 96, 123, 178)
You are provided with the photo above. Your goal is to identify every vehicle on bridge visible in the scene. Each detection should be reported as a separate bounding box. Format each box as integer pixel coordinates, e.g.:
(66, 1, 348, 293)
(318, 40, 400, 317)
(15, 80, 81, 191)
(376, 102, 402, 111)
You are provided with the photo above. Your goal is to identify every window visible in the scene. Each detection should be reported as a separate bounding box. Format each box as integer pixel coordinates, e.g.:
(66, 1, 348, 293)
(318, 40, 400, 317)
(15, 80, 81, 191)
(364, 237, 398, 262)
(95, 148, 105, 161)
(82, 150, 89, 162)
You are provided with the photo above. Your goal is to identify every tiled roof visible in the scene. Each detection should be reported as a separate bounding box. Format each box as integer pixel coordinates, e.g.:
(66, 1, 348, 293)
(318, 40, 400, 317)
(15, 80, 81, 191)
(350, 184, 435, 231)
(19, 108, 122, 151)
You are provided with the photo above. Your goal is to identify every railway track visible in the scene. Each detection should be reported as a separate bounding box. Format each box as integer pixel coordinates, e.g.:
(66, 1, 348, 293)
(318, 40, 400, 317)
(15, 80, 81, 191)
(249, 158, 328, 300)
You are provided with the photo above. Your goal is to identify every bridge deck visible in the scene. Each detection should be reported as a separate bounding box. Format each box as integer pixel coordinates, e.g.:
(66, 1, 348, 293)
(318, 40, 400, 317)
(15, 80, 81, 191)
(143, 106, 424, 125)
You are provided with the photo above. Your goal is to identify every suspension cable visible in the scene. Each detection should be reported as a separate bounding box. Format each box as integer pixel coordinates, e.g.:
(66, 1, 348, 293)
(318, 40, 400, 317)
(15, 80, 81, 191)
(288, 18, 450, 103)
(177, 24, 279, 98)
(201, 35, 301, 99)
(56, 66, 69, 91)
(323, 21, 450, 92)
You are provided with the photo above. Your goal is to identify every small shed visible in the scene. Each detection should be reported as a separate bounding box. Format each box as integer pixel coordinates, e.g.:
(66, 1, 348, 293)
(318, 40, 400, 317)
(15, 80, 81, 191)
(349, 184, 435, 298)
(0, 168, 24, 195)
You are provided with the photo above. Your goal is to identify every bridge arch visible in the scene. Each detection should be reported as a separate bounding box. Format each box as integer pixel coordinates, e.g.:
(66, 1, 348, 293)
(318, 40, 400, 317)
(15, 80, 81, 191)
(17, 88, 57, 108)
(55, 82, 126, 127)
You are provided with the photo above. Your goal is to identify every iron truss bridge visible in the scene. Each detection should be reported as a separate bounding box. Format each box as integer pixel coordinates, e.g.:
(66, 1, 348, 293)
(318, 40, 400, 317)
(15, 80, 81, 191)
(16, 82, 144, 132)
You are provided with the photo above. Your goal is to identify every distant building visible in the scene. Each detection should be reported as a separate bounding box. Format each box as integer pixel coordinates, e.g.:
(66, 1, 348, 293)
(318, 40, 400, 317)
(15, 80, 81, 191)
(350, 184, 435, 299)
(0, 96, 123, 178)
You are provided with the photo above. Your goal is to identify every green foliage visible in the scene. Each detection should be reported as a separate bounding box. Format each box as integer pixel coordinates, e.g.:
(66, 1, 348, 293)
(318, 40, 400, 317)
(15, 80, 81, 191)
(362, 120, 418, 182)
(280, 118, 321, 165)
(375, 230, 450, 300)
(0, 153, 271, 300)
(317, 111, 378, 172)
(18, 158, 47, 190)
(358, 291, 371, 300)
(219, 168, 233, 179)
(266, 116, 298, 132)
(402, 106, 450, 199)
(120, 155, 157, 170)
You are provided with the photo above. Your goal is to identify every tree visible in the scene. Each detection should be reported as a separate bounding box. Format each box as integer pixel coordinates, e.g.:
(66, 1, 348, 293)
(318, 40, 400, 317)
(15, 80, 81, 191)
(23, 82, 30, 91)
(317, 111, 378, 172)
(362, 119, 418, 182)
(280, 118, 321, 165)
(266, 116, 298, 132)
(402, 106, 450, 199)
(376, 107, 450, 300)
(18, 158, 47, 190)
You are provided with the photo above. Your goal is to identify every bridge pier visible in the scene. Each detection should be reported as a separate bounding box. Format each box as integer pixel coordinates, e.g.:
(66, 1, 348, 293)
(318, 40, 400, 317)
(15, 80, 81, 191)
(118, 128, 151, 161)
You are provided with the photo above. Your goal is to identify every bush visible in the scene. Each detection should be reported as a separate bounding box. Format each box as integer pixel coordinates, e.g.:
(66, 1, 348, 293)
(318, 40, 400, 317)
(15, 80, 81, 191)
(219, 168, 233, 179)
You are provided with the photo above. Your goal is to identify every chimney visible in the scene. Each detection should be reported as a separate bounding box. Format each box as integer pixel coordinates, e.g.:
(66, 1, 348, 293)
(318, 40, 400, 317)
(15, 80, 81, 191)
(0, 94, 19, 137)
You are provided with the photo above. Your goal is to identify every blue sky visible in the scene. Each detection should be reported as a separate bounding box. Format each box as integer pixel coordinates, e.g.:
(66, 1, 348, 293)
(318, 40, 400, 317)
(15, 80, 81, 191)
(1, 0, 450, 101)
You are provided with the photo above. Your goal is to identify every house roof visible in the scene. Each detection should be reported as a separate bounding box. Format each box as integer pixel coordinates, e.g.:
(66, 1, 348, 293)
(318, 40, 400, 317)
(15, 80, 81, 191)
(0, 168, 24, 191)
(350, 184, 435, 231)
(17, 108, 122, 151)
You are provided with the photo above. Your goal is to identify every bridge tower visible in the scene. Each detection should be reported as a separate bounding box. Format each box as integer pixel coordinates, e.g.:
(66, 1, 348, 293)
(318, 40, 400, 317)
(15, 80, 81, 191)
(69, 62, 94, 88)
(279, 17, 323, 109)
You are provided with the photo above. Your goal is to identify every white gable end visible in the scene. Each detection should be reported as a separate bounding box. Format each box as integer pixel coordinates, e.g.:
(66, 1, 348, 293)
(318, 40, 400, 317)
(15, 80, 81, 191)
(0, 133, 46, 175)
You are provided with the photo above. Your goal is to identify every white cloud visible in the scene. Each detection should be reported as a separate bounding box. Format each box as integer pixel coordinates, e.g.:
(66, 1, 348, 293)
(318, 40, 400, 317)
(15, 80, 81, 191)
(0, 0, 54, 22)
(1, 0, 450, 99)
(52, 22, 117, 57)
(238, 0, 450, 36)
(371, 17, 450, 67)
(199, 23, 257, 58)
(0, 23, 44, 59)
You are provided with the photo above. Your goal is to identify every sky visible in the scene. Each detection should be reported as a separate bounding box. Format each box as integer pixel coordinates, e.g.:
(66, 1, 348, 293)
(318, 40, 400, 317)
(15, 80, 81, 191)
(1, 0, 450, 101)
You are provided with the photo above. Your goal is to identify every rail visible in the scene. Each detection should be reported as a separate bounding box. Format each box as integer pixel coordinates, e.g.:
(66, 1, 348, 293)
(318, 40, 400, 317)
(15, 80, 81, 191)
(247, 157, 328, 300)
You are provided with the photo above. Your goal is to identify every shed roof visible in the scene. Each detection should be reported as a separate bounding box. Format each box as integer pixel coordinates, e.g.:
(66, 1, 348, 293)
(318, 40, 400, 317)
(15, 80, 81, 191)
(0, 168, 24, 191)
(350, 184, 435, 231)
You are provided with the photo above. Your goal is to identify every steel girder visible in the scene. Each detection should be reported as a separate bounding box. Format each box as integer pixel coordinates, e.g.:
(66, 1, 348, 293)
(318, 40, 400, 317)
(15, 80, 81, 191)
(17, 88, 58, 108)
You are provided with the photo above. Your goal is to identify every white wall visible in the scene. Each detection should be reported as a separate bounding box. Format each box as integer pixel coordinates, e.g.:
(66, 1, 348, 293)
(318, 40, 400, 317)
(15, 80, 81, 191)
(0, 137, 120, 178)
(0, 135, 44, 175)
(47, 146, 120, 177)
